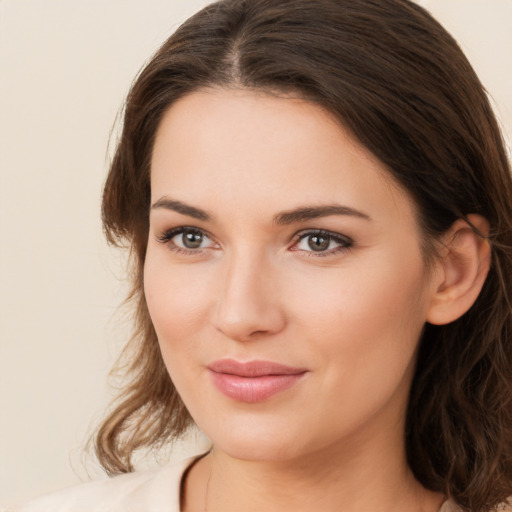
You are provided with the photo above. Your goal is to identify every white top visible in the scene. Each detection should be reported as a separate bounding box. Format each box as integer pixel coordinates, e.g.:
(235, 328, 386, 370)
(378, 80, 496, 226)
(5, 457, 193, 512)
(4, 456, 510, 512)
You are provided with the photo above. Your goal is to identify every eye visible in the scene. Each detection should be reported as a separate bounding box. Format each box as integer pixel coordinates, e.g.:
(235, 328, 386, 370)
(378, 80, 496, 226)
(177, 229, 206, 249)
(292, 230, 353, 256)
(157, 226, 216, 254)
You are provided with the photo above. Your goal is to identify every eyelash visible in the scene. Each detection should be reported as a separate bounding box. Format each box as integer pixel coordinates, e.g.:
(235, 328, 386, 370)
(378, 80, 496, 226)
(156, 226, 353, 258)
(292, 230, 353, 258)
(156, 226, 214, 256)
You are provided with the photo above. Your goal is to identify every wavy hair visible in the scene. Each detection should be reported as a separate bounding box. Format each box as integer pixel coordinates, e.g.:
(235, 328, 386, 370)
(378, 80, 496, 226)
(96, 1, 512, 510)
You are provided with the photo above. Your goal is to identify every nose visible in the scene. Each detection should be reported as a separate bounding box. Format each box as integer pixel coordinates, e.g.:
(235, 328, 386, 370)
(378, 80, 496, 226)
(212, 250, 287, 342)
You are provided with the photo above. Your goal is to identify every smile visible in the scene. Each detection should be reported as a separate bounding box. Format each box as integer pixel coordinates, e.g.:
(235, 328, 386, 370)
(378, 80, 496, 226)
(207, 359, 308, 403)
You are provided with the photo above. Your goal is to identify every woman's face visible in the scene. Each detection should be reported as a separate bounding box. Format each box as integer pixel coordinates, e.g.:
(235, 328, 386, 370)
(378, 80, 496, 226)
(145, 88, 438, 462)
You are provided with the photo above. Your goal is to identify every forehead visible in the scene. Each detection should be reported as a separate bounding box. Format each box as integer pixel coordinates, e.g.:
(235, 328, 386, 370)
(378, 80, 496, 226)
(150, 88, 416, 226)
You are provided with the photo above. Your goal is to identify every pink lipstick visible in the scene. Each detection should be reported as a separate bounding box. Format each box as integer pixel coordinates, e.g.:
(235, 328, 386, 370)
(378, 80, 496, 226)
(207, 359, 308, 403)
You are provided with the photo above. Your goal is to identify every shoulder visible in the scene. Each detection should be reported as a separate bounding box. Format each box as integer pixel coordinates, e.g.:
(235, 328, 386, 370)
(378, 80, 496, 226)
(440, 498, 512, 512)
(493, 500, 512, 512)
(6, 457, 198, 512)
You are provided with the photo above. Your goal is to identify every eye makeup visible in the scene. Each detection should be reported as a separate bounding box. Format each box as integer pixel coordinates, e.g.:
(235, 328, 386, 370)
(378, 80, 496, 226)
(156, 226, 353, 258)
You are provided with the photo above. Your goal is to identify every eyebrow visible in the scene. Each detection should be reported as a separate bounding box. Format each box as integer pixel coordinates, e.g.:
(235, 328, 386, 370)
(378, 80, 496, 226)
(151, 198, 212, 221)
(151, 197, 371, 224)
(273, 205, 371, 225)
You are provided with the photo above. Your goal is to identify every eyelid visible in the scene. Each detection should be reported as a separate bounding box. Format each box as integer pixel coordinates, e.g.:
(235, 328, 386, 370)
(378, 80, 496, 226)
(294, 228, 352, 241)
(155, 226, 353, 257)
(290, 229, 353, 256)
(156, 225, 218, 254)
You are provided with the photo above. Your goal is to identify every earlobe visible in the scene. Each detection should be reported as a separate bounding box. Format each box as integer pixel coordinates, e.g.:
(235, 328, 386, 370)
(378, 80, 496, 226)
(426, 215, 491, 326)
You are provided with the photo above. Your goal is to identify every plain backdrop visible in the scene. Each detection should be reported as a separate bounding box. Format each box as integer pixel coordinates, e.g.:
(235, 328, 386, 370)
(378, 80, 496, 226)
(1, 0, 511, 507)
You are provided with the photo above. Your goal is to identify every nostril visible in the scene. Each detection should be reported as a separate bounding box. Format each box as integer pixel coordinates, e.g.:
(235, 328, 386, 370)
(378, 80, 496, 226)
(214, 321, 270, 343)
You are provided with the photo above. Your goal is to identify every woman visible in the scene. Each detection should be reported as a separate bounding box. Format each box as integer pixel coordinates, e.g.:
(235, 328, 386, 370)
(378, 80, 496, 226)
(10, 0, 512, 511)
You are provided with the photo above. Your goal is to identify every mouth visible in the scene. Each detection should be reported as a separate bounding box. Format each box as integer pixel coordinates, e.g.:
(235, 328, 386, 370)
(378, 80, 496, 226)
(207, 359, 308, 403)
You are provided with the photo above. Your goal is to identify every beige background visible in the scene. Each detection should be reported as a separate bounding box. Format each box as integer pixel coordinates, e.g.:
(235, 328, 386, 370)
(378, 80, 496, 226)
(1, 0, 511, 507)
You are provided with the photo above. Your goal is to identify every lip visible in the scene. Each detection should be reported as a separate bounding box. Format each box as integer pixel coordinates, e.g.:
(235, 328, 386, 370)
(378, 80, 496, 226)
(207, 359, 308, 403)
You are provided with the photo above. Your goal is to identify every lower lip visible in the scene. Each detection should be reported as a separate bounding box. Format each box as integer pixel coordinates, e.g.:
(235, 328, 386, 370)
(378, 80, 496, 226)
(209, 371, 306, 403)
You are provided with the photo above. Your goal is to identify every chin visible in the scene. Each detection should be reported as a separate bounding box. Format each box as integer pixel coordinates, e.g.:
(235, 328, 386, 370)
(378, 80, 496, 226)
(219, 437, 302, 462)
(198, 412, 322, 463)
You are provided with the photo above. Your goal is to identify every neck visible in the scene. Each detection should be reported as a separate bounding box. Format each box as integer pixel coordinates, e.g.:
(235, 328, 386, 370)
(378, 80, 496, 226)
(183, 428, 444, 512)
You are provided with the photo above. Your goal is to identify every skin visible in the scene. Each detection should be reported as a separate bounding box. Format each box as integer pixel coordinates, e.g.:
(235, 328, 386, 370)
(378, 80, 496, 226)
(144, 88, 451, 511)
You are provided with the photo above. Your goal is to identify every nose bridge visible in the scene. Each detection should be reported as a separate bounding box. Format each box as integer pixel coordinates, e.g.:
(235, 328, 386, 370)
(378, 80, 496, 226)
(213, 245, 285, 341)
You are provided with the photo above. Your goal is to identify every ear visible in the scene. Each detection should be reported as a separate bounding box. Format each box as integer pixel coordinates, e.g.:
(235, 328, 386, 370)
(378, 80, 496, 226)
(426, 214, 491, 326)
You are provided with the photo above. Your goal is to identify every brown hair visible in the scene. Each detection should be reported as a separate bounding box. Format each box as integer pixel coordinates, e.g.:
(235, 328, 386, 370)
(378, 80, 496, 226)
(97, 0, 512, 510)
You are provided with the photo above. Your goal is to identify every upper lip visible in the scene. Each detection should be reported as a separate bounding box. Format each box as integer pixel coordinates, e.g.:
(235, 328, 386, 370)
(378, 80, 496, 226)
(208, 359, 308, 377)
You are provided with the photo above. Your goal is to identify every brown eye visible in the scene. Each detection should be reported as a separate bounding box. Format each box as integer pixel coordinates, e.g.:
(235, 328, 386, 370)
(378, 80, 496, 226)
(157, 226, 215, 253)
(292, 230, 353, 256)
(307, 234, 330, 252)
(181, 230, 204, 249)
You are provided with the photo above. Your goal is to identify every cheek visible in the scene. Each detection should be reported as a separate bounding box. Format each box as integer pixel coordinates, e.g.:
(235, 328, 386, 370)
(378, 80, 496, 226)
(288, 248, 430, 368)
(307, 263, 422, 310)
(143, 251, 213, 354)
(283, 253, 429, 429)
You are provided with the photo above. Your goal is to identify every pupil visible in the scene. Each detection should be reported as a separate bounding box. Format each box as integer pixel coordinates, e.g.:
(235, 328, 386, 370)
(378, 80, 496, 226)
(308, 235, 329, 251)
(183, 231, 203, 249)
